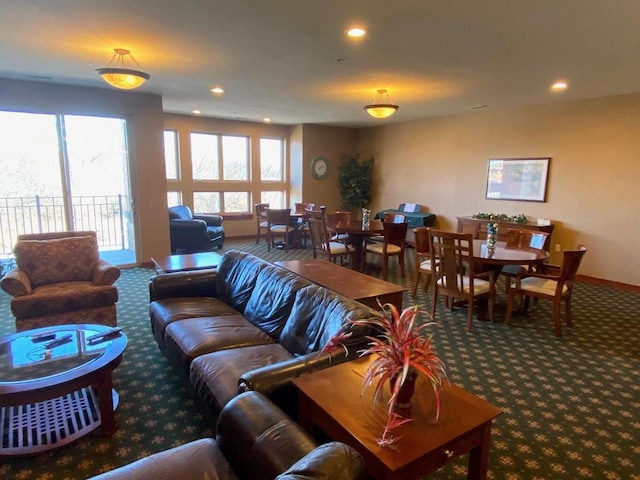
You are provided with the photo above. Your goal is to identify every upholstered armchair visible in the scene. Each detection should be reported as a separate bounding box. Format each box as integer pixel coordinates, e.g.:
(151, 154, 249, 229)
(169, 205, 225, 253)
(0, 231, 120, 332)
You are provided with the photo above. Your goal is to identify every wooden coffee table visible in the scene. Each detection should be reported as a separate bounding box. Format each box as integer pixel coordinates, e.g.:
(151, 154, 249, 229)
(275, 259, 406, 310)
(152, 251, 222, 274)
(293, 356, 502, 480)
(0, 324, 127, 455)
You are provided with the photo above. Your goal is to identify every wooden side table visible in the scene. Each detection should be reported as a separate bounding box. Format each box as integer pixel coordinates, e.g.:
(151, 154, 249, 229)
(293, 356, 502, 480)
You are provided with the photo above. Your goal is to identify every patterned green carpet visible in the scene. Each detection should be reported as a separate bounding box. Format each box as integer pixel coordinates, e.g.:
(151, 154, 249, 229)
(1, 238, 638, 479)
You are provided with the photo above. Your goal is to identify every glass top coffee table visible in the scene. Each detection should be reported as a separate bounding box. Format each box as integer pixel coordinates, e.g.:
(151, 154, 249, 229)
(0, 324, 127, 455)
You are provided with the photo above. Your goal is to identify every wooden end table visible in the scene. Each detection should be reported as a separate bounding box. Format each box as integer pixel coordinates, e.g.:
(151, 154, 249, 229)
(293, 356, 502, 480)
(152, 251, 222, 274)
(275, 259, 406, 310)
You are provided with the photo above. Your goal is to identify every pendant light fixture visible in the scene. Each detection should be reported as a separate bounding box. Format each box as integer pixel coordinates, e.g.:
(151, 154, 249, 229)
(95, 48, 150, 90)
(364, 89, 399, 118)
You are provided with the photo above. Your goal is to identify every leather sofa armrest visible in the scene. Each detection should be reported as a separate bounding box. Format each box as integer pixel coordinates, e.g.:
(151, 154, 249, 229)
(238, 349, 358, 397)
(93, 259, 121, 286)
(149, 269, 218, 301)
(193, 213, 223, 227)
(276, 442, 365, 480)
(0, 268, 32, 297)
(86, 438, 224, 480)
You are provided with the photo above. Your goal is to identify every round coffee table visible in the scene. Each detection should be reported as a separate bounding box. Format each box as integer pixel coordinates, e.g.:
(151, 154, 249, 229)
(0, 324, 127, 455)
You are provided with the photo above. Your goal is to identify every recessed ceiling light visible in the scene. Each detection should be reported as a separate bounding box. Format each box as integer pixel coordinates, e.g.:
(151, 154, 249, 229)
(210, 87, 224, 94)
(192, 109, 201, 115)
(346, 27, 366, 38)
(263, 117, 272, 123)
(550, 81, 568, 92)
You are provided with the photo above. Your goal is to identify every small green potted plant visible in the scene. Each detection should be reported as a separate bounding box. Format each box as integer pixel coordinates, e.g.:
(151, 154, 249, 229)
(326, 304, 447, 447)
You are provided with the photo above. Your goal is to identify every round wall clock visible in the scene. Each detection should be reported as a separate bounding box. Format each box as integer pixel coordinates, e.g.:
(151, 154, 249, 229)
(311, 156, 329, 179)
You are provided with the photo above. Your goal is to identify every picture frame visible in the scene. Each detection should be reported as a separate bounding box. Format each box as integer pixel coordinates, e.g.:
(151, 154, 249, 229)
(485, 157, 550, 202)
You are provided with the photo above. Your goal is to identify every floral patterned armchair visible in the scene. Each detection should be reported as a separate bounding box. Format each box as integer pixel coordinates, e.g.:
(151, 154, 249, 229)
(0, 231, 120, 331)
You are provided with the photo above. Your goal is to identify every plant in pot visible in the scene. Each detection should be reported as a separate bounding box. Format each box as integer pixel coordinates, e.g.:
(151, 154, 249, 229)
(338, 153, 374, 214)
(326, 303, 447, 447)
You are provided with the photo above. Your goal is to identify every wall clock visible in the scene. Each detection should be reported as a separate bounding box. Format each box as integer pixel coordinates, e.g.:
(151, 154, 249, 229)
(311, 156, 329, 179)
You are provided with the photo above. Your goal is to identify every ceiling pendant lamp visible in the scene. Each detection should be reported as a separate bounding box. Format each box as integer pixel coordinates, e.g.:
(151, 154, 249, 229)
(95, 48, 150, 90)
(364, 89, 399, 119)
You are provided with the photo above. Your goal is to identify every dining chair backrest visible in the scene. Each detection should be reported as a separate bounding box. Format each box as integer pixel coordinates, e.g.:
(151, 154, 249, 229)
(558, 246, 587, 285)
(413, 227, 431, 255)
(429, 229, 475, 295)
(326, 211, 351, 228)
(295, 202, 315, 214)
(459, 221, 480, 239)
(383, 212, 406, 224)
(382, 221, 409, 248)
(266, 208, 291, 227)
(506, 229, 549, 250)
(255, 202, 269, 218)
(307, 215, 330, 258)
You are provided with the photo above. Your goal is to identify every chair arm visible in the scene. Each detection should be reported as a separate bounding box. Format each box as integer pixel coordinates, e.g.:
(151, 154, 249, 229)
(149, 269, 218, 301)
(93, 259, 121, 286)
(169, 218, 208, 232)
(540, 263, 561, 276)
(193, 213, 223, 227)
(474, 270, 495, 283)
(0, 269, 32, 297)
(238, 349, 358, 397)
(276, 442, 365, 480)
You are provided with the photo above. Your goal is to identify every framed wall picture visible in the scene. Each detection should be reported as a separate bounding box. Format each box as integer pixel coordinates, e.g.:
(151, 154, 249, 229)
(485, 157, 550, 202)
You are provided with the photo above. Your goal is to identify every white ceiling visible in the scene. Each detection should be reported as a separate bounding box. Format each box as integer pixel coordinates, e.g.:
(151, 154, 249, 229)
(1, 0, 639, 127)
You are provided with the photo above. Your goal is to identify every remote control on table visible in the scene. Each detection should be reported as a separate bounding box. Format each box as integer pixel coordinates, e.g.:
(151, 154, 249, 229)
(31, 332, 56, 343)
(44, 334, 73, 349)
(87, 327, 122, 344)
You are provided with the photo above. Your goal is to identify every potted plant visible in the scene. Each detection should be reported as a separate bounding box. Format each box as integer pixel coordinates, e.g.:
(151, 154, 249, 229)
(326, 303, 447, 447)
(338, 153, 374, 214)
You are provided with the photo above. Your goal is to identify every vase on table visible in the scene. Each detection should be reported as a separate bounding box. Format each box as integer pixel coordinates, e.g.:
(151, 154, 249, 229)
(389, 369, 417, 411)
(487, 222, 498, 251)
(362, 208, 371, 229)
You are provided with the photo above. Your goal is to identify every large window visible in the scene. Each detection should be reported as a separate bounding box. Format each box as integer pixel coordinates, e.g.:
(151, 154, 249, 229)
(164, 127, 286, 215)
(260, 138, 284, 181)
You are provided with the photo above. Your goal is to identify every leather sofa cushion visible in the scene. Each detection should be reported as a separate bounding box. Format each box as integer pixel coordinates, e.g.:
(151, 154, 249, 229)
(163, 315, 276, 373)
(278, 285, 378, 356)
(87, 438, 237, 480)
(150, 297, 240, 344)
(276, 442, 365, 480)
(10, 282, 118, 318)
(216, 251, 268, 313)
(244, 265, 310, 338)
(14, 235, 99, 287)
(190, 344, 294, 415)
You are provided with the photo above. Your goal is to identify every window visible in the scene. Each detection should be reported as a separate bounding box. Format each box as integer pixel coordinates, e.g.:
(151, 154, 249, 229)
(260, 138, 284, 181)
(163, 130, 179, 180)
(261, 191, 285, 208)
(194, 192, 220, 213)
(222, 135, 249, 181)
(191, 133, 219, 180)
(167, 191, 181, 207)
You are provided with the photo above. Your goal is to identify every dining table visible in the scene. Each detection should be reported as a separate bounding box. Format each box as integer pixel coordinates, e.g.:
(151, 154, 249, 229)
(326, 219, 384, 271)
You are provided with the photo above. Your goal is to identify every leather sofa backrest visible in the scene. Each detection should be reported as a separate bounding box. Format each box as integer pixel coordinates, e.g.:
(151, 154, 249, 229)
(278, 284, 379, 355)
(169, 205, 193, 220)
(216, 251, 269, 313)
(244, 265, 311, 338)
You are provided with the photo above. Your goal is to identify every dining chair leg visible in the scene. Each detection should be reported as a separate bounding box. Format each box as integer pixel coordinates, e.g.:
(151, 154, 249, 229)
(564, 295, 573, 328)
(399, 252, 405, 278)
(466, 300, 474, 332)
(411, 270, 420, 298)
(553, 298, 563, 337)
(504, 289, 516, 324)
(431, 288, 438, 320)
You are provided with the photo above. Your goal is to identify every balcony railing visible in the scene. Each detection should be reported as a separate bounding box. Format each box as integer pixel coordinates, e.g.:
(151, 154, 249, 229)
(0, 195, 129, 257)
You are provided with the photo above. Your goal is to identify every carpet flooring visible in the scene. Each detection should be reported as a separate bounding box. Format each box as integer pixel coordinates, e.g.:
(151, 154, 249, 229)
(0, 238, 638, 480)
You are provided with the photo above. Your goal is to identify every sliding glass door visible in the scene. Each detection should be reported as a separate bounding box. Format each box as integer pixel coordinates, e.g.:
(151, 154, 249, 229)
(0, 111, 137, 265)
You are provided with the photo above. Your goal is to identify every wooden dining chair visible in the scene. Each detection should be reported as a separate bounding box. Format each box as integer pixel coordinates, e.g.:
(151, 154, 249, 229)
(429, 229, 495, 332)
(364, 221, 408, 281)
(369, 212, 406, 243)
(504, 245, 587, 337)
(307, 213, 353, 264)
(411, 227, 435, 297)
(326, 210, 352, 245)
(266, 208, 295, 252)
(254, 203, 269, 244)
(295, 202, 315, 246)
(501, 229, 550, 294)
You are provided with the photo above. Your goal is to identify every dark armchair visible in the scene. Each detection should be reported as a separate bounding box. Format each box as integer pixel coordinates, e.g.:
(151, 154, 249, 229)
(169, 206, 225, 253)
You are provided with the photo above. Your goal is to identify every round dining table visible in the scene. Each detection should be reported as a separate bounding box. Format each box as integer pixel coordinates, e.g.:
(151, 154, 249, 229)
(326, 219, 383, 271)
(472, 240, 550, 267)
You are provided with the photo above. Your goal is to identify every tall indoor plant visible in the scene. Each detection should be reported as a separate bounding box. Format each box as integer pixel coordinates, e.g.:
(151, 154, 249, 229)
(327, 304, 447, 447)
(338, 153, 374, 213)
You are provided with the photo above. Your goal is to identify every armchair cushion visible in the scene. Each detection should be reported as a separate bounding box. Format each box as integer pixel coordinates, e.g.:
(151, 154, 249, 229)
(94, 259, 122, 286)
(13, 235, 99, 287)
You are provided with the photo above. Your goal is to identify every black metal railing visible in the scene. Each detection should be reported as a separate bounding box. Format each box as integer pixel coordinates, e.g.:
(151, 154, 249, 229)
(0, 195, 129, 256)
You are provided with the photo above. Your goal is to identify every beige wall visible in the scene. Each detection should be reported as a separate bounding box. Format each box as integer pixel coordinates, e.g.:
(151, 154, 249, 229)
(0, 78, 168, 264)
(357, 93, 640, 286)
(300, 124, 358, 212)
